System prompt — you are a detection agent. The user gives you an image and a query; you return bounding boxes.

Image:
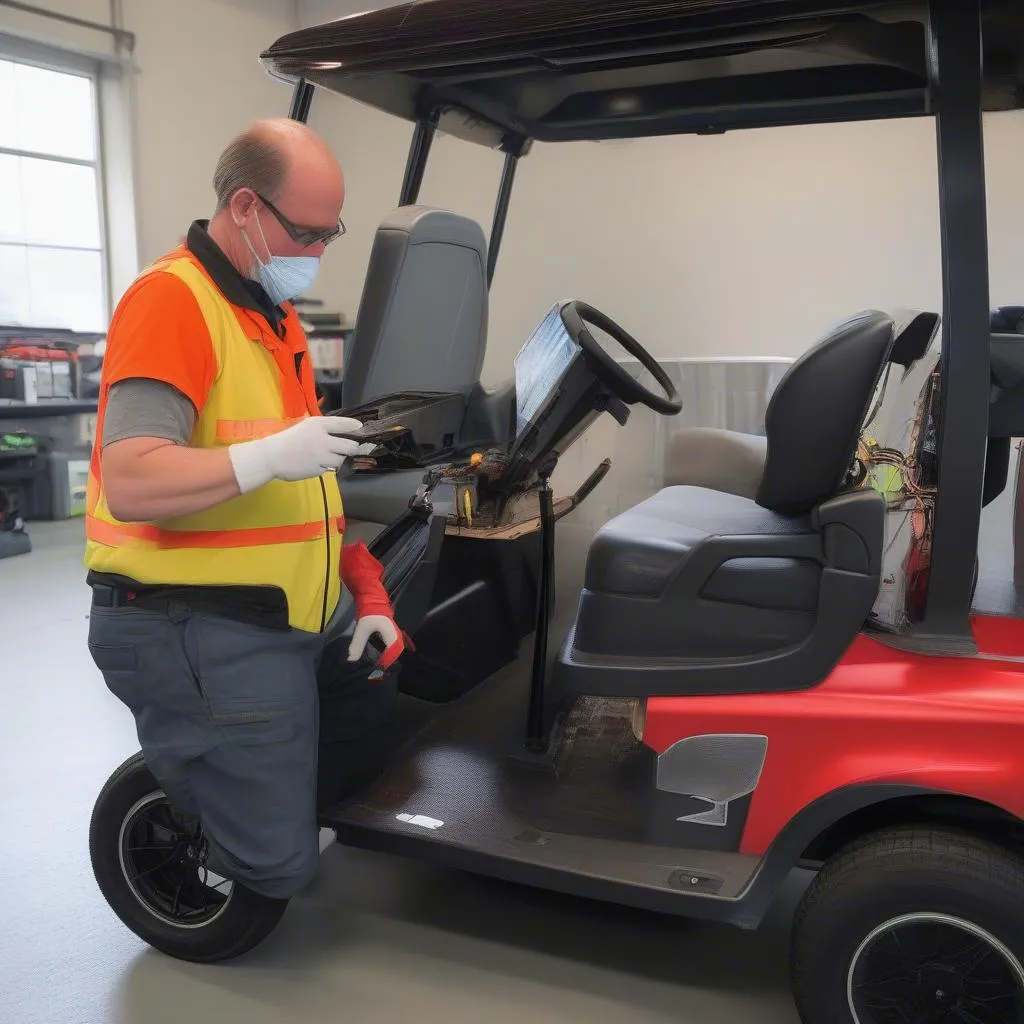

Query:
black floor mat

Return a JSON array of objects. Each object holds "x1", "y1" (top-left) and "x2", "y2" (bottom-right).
[
  {"x1": 321, "y1": 661, "x2": 762, "y2": 909},
  {"x1": 506, "y1": 697, "x2": 655, "y2": 842}
]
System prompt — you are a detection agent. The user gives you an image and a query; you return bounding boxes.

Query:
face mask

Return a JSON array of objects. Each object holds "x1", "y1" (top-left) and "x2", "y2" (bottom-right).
[{"x1": 243, "y1": 210, "x2": 321, "y2": 307}]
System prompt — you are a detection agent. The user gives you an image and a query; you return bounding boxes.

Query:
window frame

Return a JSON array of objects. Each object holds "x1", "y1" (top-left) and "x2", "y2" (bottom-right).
[{"x1": 0, "y1": 30, "x2": 138, "y2": 331}]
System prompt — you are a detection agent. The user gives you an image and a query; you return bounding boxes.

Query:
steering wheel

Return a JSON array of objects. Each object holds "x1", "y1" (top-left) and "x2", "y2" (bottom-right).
[{"x1": 560, "y1": 301, "x2": 682, "y2": 415}]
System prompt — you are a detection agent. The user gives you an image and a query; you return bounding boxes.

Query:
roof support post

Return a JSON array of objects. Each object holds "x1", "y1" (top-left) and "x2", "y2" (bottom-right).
[
  {"x1": 487, "y1": 150, "x2": 518, "y2": 287},
  {"x1": 288, "y1": 78, "x2": 315, "y2": 123},
  {"x1": 917, "y1": 0, "x2": 991, "y2": 647},
  {"x1": 399, "y1": 110, "x2": 439, "y2": 206},
  {"x1": 487, "y1": 137, "x2": 528, "y2": 288}
]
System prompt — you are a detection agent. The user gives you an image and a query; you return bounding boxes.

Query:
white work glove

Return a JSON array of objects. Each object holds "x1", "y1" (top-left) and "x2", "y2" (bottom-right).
[
  {"x1": 228, "y1": 416, "x2": 363, "y2": 494},
  {"x1": 348, "y1": 614, "x2": 401, "y2": 663}
]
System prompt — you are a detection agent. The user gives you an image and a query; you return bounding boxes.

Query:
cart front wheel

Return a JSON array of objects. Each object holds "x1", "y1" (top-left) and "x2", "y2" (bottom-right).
[
  {"x1": 89, "y1": 753, "x2": 287, "y2": 963},
  {"x1": 792, "y1": 826, "x2": 1024, "y2": 1024}
]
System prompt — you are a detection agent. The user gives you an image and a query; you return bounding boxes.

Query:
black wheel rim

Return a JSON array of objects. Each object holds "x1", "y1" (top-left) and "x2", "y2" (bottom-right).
[
  {"x1": 849, "y1": 913, "x2": 1024, "y2": 1024},
  {"x1": 118, "y1": 791, "x2": 233, "y2": 929}
]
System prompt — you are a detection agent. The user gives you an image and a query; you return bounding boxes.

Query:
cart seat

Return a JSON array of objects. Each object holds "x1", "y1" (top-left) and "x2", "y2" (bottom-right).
[
  {"x1": 663, "y1": 427, "x2": 767, "y2": 500},
  {"x1": 586, "y1": 485, "x2": 821, "y2": 631},
  {"x1": 663, "y1": 311, "x2": 941, "y2": 500},
  {"x1": 555, "y1": 311, "x2": 896, "y2": 700},
  {"x1": 337, "y1": 206, "x2": 490, "y2": 531},
  {"x1": 342, "y1": 206, "x2": 488, "y2": 409}
]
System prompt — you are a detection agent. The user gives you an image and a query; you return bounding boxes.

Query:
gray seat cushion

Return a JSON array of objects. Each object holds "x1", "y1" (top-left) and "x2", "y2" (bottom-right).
[
  {"x1": 586, "y1": 486, "x2": 820, "y2": 613},
  {"x1": 664, "y1": 427, "x2": 767, "y2": 499}
]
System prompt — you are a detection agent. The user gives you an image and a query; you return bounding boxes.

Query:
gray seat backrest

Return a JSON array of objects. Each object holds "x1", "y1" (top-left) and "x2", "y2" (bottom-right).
[
  {"x1": 343, "y1": 206, "x2": 488, "y2": 409},
  {"x1": 756, "y1": 310, "x2": 896, "y2": 517}
]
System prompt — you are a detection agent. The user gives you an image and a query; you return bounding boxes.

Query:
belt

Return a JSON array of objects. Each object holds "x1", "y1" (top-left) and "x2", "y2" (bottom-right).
[{"x1": 89, "y1": 582, "x2": 291, "y2": 631}]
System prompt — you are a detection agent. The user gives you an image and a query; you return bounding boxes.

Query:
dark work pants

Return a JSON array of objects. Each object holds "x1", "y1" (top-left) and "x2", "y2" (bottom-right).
[{"x1": 88, "y1": 602, "x2": 397, "y2": 900}]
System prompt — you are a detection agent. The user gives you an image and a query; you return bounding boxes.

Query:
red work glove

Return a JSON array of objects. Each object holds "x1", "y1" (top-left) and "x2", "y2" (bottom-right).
[{"x1": 339, "y1": 542, "x2": 411, "y2": 671}]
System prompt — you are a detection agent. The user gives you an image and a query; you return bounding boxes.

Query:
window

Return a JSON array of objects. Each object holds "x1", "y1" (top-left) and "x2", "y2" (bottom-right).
[{"x1": 0, "y1": 55, "x2": 106, "y2": 332}]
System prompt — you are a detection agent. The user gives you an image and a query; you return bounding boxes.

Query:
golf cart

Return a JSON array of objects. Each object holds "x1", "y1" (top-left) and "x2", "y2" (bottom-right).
[{"x1": 88, "y1": 1, "x2": 1024, "y2": 1021}]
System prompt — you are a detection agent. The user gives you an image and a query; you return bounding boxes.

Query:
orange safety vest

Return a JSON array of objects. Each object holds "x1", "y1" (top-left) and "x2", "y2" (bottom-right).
[{"x1": 85, "y1": 253, "x2": 344, "y2": 633}]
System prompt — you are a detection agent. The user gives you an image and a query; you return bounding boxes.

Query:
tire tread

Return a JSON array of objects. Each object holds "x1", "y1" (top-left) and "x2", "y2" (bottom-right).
[
  {"x1": 89, "y1": 753, "x2": 288, "y2": 964},
  {"x1": 792, "y1": 824, "x2": 1024, "y2": 1023}
]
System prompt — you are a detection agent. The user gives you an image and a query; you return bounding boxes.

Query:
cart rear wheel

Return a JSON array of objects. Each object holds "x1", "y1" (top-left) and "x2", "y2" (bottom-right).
[
  {"x1": 89, "y1": 753, "x2": 288, "y2": 963},
  {"x1": 791, "y1": 826, "x2": 1024, "y2": 1024}
]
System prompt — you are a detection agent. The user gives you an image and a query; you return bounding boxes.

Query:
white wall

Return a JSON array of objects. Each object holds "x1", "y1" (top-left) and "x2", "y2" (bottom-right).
[
  {"x1": 121, "y1": 0, "x2": 298, "y2": 266},
  {"x1": 0, "y1": 0, "x2": 299, "y2": 294},
  {"x1": 298, "y1": 1, "x2": 1024, "y2": 381}
]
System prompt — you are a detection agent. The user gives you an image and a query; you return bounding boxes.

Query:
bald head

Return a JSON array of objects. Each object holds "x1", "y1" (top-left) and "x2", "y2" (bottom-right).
[
  {"x1": 213, "y1": 117, "x2": 342, "y2": 213},
  {"x1": 208, "y1": 117, "x2": 346, "y2": 279}
]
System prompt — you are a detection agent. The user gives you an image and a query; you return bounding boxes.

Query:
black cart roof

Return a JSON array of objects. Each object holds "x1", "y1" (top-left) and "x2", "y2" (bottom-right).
[{"x1": 261, "y1": 0, "x2": 1024, "y2": 147}]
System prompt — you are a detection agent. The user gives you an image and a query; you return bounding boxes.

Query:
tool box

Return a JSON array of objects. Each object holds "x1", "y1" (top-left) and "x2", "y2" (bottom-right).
[{"x1": 1, "y1": 346, "x2": 75, "y2": 402}]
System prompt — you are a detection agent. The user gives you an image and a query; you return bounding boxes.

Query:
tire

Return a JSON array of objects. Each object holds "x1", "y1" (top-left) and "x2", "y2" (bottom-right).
[
  {"x1": 791, "y1": 826, "x2": 1024, "y2": 1024},
  {"x1": 89, "y1": 753, "x2": 288, "y2": 963}
]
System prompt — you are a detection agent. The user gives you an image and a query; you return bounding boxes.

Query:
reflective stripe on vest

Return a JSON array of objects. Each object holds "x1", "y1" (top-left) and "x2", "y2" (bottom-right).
[
  {"x1": 85, "y1": 256, "x2": 345, "y2": 633},
  {"x1": 86, "y1": 515, "x2": 348, "y2": 550},
  {"x1": 215, "y1": 417, "x2": 305, "y2": 443}
]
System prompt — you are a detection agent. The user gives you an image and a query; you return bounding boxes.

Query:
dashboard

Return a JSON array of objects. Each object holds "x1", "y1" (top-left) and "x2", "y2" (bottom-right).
[{"x1": 337, "y1": 299, "x2": 672, "y2": 533}]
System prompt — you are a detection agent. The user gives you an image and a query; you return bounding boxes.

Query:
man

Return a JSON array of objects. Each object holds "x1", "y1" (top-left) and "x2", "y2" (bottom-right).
[{"x1": 85, "y1": 118, "x2": 405, "y2": 901}]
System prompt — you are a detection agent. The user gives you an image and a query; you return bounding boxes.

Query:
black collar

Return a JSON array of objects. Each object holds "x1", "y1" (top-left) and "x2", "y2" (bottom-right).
[{"x1": 186, "y1": 220, "x2": 285, "y2": 333}]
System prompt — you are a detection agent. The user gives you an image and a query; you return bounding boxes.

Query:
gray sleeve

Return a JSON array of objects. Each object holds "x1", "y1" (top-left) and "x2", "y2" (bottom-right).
[{"x1": 102, "y1": 378, "x2": 198, "y2": 447}]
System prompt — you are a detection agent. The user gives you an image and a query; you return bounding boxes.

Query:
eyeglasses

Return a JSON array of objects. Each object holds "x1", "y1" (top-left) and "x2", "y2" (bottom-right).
[{"x1": 255, "y1": 193, "x2": 346, "y2": 248}]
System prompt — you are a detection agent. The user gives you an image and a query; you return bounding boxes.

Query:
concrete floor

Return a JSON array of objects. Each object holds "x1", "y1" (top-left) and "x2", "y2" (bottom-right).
[{"x1": 0, "y1": 519, "x2": 805, "y2": 1024}]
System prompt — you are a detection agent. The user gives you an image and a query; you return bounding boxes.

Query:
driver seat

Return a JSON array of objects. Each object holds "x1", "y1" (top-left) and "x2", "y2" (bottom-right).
[
  {"x1": 342, "y1": 206, "x2": 488, "y2": 408},
  {"x1": 555, "y1": 311, "x2": 895, "y2": 699},
  {"x1": 338, "y1": 206, "x2": 491, "y2": 529}
]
